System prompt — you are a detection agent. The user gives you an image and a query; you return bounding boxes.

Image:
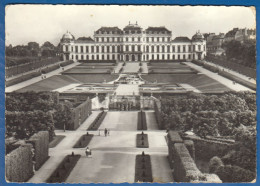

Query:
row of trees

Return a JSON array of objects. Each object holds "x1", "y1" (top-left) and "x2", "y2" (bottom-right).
[
  {"x1": 6, "y1": 41, "x2": 58, "y2": 61},
  {"x1": 5, "y1": 92, "x2": 73, "y2": 141},
  {"x1": 222, "y1": 40, "x2": 256, "y2": 69}
]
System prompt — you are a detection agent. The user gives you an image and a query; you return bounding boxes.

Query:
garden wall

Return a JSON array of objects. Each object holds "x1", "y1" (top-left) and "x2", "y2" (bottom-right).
[
  {"x1": 5, "y1": 144, "x2": 34, "y2": 182},
  {"x1": 70, "y1": 98, "x2": 92, "y2": 130},
  {"x1": 27, "y1": 131, "x2": 49, "y2": 170},
  {"x1": 184, "y1": 135, "x2": 234, "y2": 161}
]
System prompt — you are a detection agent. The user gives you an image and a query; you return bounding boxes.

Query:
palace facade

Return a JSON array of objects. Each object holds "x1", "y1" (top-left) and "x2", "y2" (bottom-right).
[{"x1": 60, "y1": 22, "x2": 206, "y2": 62}]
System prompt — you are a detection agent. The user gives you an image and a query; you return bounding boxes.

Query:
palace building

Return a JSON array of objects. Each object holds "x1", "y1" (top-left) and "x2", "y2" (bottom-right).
[{"x1": 60, "y1": 22, "x2": 206, "y2": 62}]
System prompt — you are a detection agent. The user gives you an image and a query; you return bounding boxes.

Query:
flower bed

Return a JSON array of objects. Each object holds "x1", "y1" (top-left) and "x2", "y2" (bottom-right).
[
  {"x1": 46, "y1": 154, "x2": 81, "y2": 183},
  {"x1": 137, "y1": 111, "x2": 147, "y2": 130},
  {"x1": 41, "y1": 64, "x2": 60, "y2": 74},
  {"x1": 136, "y1": 133, "x2": 149, "y2": 148},
  {"x1": 135, "y1": 154, "x2": 153, "y2": 182},
  {"x1": 73, "y1": 134, "x2": 94, "y2": 148},
  {"x1": 49, "y1": 135, "x2": 65, "y2": 148},
  {"x1": 60, "y1": 60, "x2": 74, "y2": 67},
  {"x1": 87, "y1": 111, "x2": 107, "y2": 131}
]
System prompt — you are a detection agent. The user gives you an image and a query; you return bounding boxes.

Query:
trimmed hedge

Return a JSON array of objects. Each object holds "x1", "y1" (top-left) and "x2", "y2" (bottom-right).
[
  {"x1": 71, "y1": 98, "x2": 92, "y2": 130},
  {"x1": 87, "y1": 111, "x2": 107, "y2": 131},
  {"x1": 184, "y1": 140, "x2": 195, "y2": 160},
  {"x1": 27, "y1": 131, "x2": 49, "y2": 170},
  {"x1": 135, "y1": 154, "x2": 153, "y2": 182},
  {"x1": 168, "y1": 131, "x2": 183, "y2": 144},
  {"x1": 136, "y1": 134, "x2": 149, "y2": 148},
  {"x1": 73, "y1": 134, "x2": 94, "y2": 148},
  {"x1": 49, "y1": 135, "x2": 65, "y2": 148},
  {"x1": 137, "y1": 111, "x2": 147, "y2": 130},
  {"x1": 154, "y1": 101, "x2": 163, "y2": 129},
  {"x1": 5, "y1": 144, "x2": 34, "y2": 182},
  {"x1": 60, "y1": 60, "x2": 74, "y2": 67},
  {"x1": 41, "y1": 64, "x2": 60, "y2": 74},
  {"x1": 5, "y1": 71, "x2": 41, "y2": 87},
  {"x1": 46, "y1": 154, "x2": 81, "y2": 183}
]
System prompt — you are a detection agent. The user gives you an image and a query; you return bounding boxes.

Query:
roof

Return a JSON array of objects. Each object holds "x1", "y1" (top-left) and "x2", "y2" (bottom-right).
[
  {"x1": 172, "y1": 37, "x2": 191, "y2": 43},
  {"x1": 96, "y1": 27, "x2": 123, "y2": 33},
  {"x1": 123, "y1": 24, "x2": 142, "y2": 31},
  {"x1": 75, "y1": 37, "x2": 94, "y2": 43},
  {"x1": 145, "y1": 27, "x2": 171, "y2": 34}
]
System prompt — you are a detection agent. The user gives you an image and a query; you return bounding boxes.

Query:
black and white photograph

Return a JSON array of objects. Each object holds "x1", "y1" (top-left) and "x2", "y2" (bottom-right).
[{"x1": 4, "y1": 5, "x2": 256, "y2": 183}]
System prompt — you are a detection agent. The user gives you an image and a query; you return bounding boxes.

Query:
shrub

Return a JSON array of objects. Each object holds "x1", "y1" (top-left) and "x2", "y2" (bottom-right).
[
  {"x1": 136, "y1": 134, "x2": 149, "y2": 148},
  {"x1": 5, "y1": 144, "x2": 34, "y2": 182},
  {"x1": 209, "y1": 156, "x2": 223, "y2": 173},
  {"x1": 184, "y1": 140, "x2": 195, "y2": 160},
  {"x1": 215, "y1": 165, "x2": 255, "y2": 182},
  {"x1": 87, "y1": 111, "x2": 107, "y2": 131}
]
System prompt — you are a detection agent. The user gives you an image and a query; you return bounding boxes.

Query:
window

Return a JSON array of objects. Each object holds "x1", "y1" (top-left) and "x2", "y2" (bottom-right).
[
  {"x1": 86, "y1": 55, "x2": 89, "y2": 60},
  {"x1": 107, "y1": 55, "x2": 110, "y2": 60},
  {"x1": 152, "y1": 46, "x2": 154, "y2": 52},
  {"x1": 146, "y1": 54, "x2": 149, "y2": 60},
  {"x1": 172, "y1": 46, "x2": 175, "y2": 52},
  {"x1": 138, "y1": 37, "x2": 141, "y2": 42},
  {"x1": 107, "y1": 46, "x2": 110, "y2": 52},
  {"x1": 76, "y1": 55, "x2": 78, "y2": 60},
  {"x1": 172, "y1": 55, "x2": 175, "y2": 60},
  {"x1": 72, "y1": 55, "x2": 74, "y2": 59},
  {"x1": 167, "y1": 46, "x2": 170, "y2": 52},
  {"x1": 178, "y1": 46, "x2": 180, "y2": 53},
  {"x1": 162, "y1": 37, "x2": 164, "y2": 42},
  {"x1": 157, "y1": 54, "x2": 160, "y2": 60},
  {"x1": 96, "y1": 46, "x2": 99, "y2": 53},
  {"x1": 138, "y1": 45, "x2": 141, "y2": 51},
  {"x1": 66, "y1": 46, "x2": 68, "y2": 52},
  {"x1": 117, "y1": 46, "x2": 120, "y2": 52},
  {"x1": 112, "y1": 46, "x2": 115, "y2": 53},
  {"x1": 183, "y1": 55, "x2": 186, "y2": 59},
  {"x1": 167, "y1": 54, "x2": 170, "y2": 59},
  {"x1": 81, "y1": 55, "x2": 84, "y2": 60},
  {"x1": 183, "y1": 45, "x2": 186, "y2": 52},
  {"x1": 188, "y1": 54, "x2": 191, "y2": 59},
  {"x1": 157, "y1": 46, "x2": 160, "y2": 53},
  {"x1": 126, "y1": 38, "x2": 128, "y2": 42},
  {"x1": 152, "y1": 37, "x2": 154, "y2": 42},
  {"x1": 162, "y1": 54, "x2": 164, "y2": 60},
  {"x1": 112, "y1": 37, "x2": 115, "y2": 42},
  {"x1": 86, "y1": 46, "x2": 89, "y2": 53},
  {"x1": 132, "y1": 37, "x2": 135, "y2": 42},
  {"x1": 162, "y1": 46, "x2": 165, "y2": 53},
  {"x1": 146, "y1": 46, "x2": 149, "y2": 52},
  {"x1": 102, "y1": 46, "x2": 104, "y2": 53},
  {"x1": 97, "y1": 55, "x2": 99, "y2": 60},
  {"x1": 152, "y1": 54, "x2": 154, "y2": 60},
  {"x1": 91, "y1": 46, "x2": 94, "y2": 53},
  {"x1": 102, "y1": 55, "x2": 104, "y2": 60},
  {"x1": 102, "y1": 37, "x2": 104, "y2": 42},
  {"x1": 198, "y1": 45, "x2": 201, "y2": 51},
  {"x1": 112, "y1": 54, "x2": 115, "y2": 60},
  {"x1": 193, "y1": 45, "x2": 196, "y2": 51},
  {"x1": 126, "y1": 45, "x2": 129, "y2": 51},
  {"x1": 75, "y1": 46, "x2": 78, "y2": 53},
  {"x1": 132, "y1": 45, "x2": 135, "y2": 52},
  {"x1": 178, "y1": 55, "x2": 180, "y2": 60},
  {"x1": 168, "y1": 37, "x2": 170, "y2": 42},
  {"x1": 189, "y1": 46, "x2": 192, "y2": 52},
  {"x1": 92, "y1": 55, "x2": 94, "y2": 60}
]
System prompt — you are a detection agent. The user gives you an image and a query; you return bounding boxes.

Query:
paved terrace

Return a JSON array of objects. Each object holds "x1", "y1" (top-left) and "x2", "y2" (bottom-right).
[{"x1": 28, "y1": 111, "x2": 173, "y2": 183}]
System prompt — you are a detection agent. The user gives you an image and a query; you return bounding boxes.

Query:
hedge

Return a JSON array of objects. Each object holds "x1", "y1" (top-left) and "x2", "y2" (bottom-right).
[
  {"x1": 60, "y1": 60, "x2": 74, "y2": 67},
  {"x1": 73, "y1": 134, "x2": 94, "y2": 148},
  {"x1": 184, "y1": 140, "x2": 195, "y2": 160},
  {"x1": 46, "y1": 154, "x2": 81, "y2": 183},
  {"x1": 5, "y1": 71, "x2": 41, "y2": 87},
  {"x1": 5, "y1": 144, "x2": 34, "y2": 182},
  {"x1": 137, "y1": 111, "x2": 147, "y2": 130},
  {"x1": 154, "y1": 101, "x2": 163, "y2": 129},
  {"x1": 209, "y1": 156, "x2": 224, "y2": 173},
  {"x1": 41, "y1": 64, "x2": 60, "y2": 74},
  {"x1": 27, "y1": 131, "x2": 49, "y2": 170},
  {"x1": 71, "y1": 98, "x2": 92, "y2": 130},
  {"x1": 87, "y1": 111, "x2": 107, "y2": 131},
  {"x1": 167, "y1": 131, "x2": 183, "y2": 144},
  {"x1": 135, "y1": 154, "x2": 153, "y2": 182},
  {"x1": 136, "y1": 133, "x2": 149, "y2": 148}
]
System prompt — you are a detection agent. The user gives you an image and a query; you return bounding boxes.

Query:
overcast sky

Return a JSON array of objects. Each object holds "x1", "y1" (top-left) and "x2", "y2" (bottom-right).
[{"x1": 5, "y1": 5, "x2": 256, "y2": 46}]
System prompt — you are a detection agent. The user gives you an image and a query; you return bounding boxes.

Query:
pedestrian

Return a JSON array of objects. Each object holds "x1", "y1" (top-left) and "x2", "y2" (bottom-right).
[
  {"x1": 85, "y1": 147, "x2": 91, "y2": 158},
  {"x1": 104, "y1": 128, "x2": 108, "y2": 137}
]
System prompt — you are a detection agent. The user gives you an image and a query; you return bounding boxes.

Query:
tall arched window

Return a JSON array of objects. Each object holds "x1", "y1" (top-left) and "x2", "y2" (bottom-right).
[
  {"x1": 146, "y1": 46, "x2": 149, "y2": 52},
  {"x1": 157, "y1": 46, "x2": 160, "y2": 53},
  {"x1": 162, "y1": 46, "x2": 165, "y2": 53}
]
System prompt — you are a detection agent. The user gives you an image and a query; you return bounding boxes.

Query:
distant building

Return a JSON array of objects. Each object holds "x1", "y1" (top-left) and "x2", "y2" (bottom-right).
[
  {"x1": 206, "y1": 33, "x2": 225, "y2": 56},
  {"x1": 224, "y1": 28, "x2": 256, "y2": 43},
  {"x1": 60, "y1": 22, "x2": 206, "y2": 62}
]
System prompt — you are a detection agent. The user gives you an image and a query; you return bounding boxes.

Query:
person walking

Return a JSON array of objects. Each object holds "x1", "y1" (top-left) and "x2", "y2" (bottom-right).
[
  {"x1": 104, "y1": 128, "x2": 108, "y2": 137},
  {"x1": 85, "y1": 147, "x2": 92, "y2": 158}
]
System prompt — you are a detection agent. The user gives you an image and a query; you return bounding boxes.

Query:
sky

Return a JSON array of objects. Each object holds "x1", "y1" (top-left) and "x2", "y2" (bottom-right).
[{"x1": 5, "y1": 5, "x2": 256, "y2": 46}]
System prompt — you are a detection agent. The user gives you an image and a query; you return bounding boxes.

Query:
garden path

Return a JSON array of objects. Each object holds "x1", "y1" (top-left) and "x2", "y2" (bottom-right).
[{"x1": 185, "y1": 62, "x2": 253, "y2": 92}]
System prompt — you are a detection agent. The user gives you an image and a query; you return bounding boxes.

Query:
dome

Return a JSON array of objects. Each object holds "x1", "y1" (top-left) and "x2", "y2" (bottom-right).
[
  {"x1": 62, "y1": 31, "x2": 75, "y2": 40},
  {"x1": 192, "y1": 31, "x2": 204, "y2": 41}
]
